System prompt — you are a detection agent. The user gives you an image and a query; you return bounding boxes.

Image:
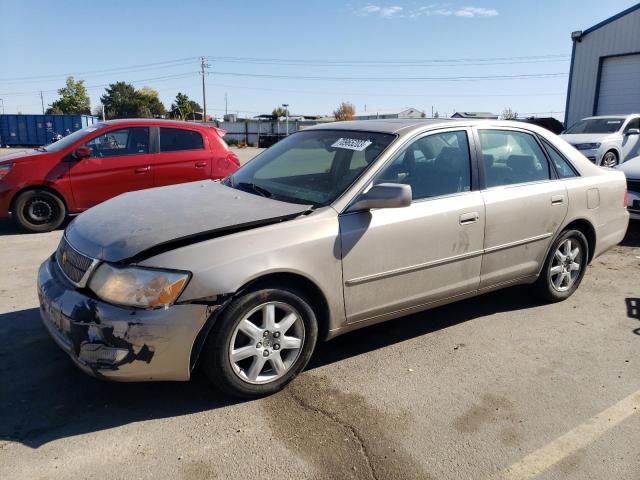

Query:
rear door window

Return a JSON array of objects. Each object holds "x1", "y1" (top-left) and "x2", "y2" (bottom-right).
[
  {"x1": 478, "y1": 130, "x2": 551, "y2": 187},
  {"x1": 159, "y1": 128, "x2": 204, "y2": 152}
]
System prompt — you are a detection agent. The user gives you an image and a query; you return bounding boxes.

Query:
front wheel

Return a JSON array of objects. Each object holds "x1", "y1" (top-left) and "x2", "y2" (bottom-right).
[
  {"x1": 601, "y1": 150, "x2": 619, "y2": 168},
  {"x1": 13, "y1": 189, "x2": 66, "y2": 233},
  {"x1": 535, "y1": 229, "x2": 588, "y2": 302},
  {"x1": 201, "y1": 287, "x2": 318, "y2": 398}
]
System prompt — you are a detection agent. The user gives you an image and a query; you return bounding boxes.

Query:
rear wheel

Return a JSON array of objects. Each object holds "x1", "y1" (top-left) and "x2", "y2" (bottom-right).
[
  {"x1": 601, "y1": 150, "x2": 619, "y2": 168},
  {"x1": 535, "y1": 229, "x2": 588, "y2": 302},
  {"x1": 201, "y1": 287, "x2": 318, "y2": 398},
  {"x1": 13, "y1": 189, "x2": 66, "y2": 233}
]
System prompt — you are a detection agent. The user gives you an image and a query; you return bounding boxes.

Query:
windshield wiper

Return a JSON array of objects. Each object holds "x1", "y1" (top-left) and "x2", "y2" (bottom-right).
[{"x1": 236, "y1": 182, "x2": 273, "y2": 198}]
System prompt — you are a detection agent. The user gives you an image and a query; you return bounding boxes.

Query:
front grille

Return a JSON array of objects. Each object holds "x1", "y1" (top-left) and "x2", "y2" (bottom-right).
[
  {"x1": 627, "y1": 179, "x2": 640, "y2": 193},
  {"x1": 56, "y1": 237, "x2": 94, "y2": 284}
]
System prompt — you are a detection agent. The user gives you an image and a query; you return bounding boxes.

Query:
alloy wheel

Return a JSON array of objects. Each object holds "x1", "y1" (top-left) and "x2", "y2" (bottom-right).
[
  {"x1": 549, "y1": 238, "x2": 583, "y2": 292},
  {"x1": 228, "y1": 301, "x2": 305, "y2": 384},
  {"x1": 601, "y1": 152, "x2": 618, "y2": 168}
]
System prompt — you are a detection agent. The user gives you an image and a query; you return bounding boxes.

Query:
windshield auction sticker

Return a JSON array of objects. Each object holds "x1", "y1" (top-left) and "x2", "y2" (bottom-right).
[{"x1": 331, "y1": 138, "x2": 372, "y2": 151}]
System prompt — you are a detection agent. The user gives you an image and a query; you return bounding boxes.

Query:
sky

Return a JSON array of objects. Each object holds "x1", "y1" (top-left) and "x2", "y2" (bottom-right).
[{"x1": 0, "y1": 0, "x2": 638, "y2": 120}]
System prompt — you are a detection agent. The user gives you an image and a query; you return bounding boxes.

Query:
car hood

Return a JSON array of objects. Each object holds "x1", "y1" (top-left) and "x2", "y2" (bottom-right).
[
  {"x1": 65, "y1": 181, "x2": 312, "y2": 263},
  {"x1": 616, "y1": 155, "x2": 640, "y2": 180},
  {"x1": 560, "y1": 133, "x2": 615, "y2": 145},
  {"x1": 0, "y1": 149, "x2": 51, "y2": 164}
]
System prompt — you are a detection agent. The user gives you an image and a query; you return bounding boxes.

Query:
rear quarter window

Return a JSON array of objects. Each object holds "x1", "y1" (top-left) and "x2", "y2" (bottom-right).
[
  {"x1": 541, "y1": 138, "x2": 579, "y2": 179},
  {"x1": 160, "y1": 128, "x2": 204, "y2": 152}
]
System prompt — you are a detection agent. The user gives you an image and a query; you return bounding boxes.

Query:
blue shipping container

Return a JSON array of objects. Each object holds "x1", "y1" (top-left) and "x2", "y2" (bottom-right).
[{"x1": 0, "y1": 114, "x2": 100, "y2": 147}]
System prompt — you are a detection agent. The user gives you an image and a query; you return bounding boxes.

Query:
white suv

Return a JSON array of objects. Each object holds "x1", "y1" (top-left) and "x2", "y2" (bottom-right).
[{"x1": 561, "y1": 114, "x2": 640, "y2": 167}]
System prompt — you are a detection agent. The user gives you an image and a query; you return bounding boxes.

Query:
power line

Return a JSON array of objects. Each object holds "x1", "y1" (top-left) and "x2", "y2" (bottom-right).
[
  {"x1": 0, "y1": 72, "x2": 198, "y2": 96},
  {"x1": 208, "y1": 82, "x2": 565, "y2": 98},
  {"x1": 0, "y1": 57, "x2": 198, "y2": 83},
  {"x1": 206, "y1": 58, "x2": 569, "y2": 68},
  {"x1": 209, "y1": 71, "x2": 568, "y2": 82},
  {"x1": 0, "y1": 53, "x2": 570, "y2": 83},
  {"x1": 207, "y1": 54, "x2": 570, "y2": 66}
]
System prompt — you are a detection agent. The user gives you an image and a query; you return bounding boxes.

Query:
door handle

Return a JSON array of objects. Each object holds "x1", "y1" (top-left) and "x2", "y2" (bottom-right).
[
  {"x1": 134, "y1": 166, "x2": 150, "y2": 174},
  {"x1": 551, "y1": 195, "x2": 565, "y2": 205},
  {"x1": 459, "y1": 212, "x2": 480, "y2": 225},
  {"x1": 194, "y1": 161, "x2": 207, "y2": 168}
]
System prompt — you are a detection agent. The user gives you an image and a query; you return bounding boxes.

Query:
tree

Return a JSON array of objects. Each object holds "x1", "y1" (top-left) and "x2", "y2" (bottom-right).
[
  {"x1": 100, "y1": 82, "x2": 141, "y2": 119},
  {"x1": 272, "y1": 106, "x2": 288, "y2": 118},
  {"x1": 99, "y1": 82, "x2": 167, "y2": 119},
  {"x1": 170, "y1": 92, "x2": 197, "y2": 120},
  {"x1": 501, "y1": 107, "x2": 518, "y2": 120},
  {"x1": 333, "y1": 102, "x2": 355, "y2": 121},
  {"x1": 46, "y1": 76, "x2": 90, "y2": 115},
  {"x1": 433, "y1": 111, "x2": 440, "y2": 118},
  {"x1": 138, "y1": 86, "x2": 166, "y2": 118}
]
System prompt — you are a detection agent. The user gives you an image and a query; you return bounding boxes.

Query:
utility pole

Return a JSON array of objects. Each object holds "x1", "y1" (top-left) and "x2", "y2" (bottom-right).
[
  {"x1": 282, "y1": 103, "x2": 289, "y2": 135},
  {"x1": 200, "y1": 56, "x2": 210, "y2": 123},
  {"x1": 0, "y1": 98, "x2": 4, "y2": 114},
  {"x1": 225, "y1": 93, "x2": 228, "y2": 117},
  {"x1": 100, "y1": 103, "x2": 106, "y2": 121},
  {"x1": 40, "y1": 91, "x2": 45, "y2": 114}
]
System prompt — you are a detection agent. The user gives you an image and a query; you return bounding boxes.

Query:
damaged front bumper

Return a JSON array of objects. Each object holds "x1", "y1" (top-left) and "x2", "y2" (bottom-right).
[{"x1": 37, "y1": 255, "x2": 212, "y2": 381}]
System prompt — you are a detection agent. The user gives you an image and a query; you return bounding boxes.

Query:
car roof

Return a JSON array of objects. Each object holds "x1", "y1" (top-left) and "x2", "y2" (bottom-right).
[
  {"x1": 581, "y1": 114, "x2": 640, "y2": 120},
  {"x1": 305, "y1": 118, "x2": 546, "y2": 136},
  {"x1": 100, "y1": 118, "x2": 215, "y2": 130}
]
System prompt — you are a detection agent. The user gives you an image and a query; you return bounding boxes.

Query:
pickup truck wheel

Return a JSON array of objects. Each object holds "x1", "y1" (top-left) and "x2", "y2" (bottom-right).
[
  {"x1": 13, "y1": 189, "x2": 66, "y2": 233},
  {"x1": 201, "y1": 287, "x2": 318, "y2": 398},
  {"x1": 535, "y1": 229, "x2": 588, "y2": 302}
]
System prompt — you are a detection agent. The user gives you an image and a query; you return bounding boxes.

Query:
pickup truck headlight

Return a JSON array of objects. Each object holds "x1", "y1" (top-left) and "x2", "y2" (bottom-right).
[
  {"x1": 574, "y1": 142, "x2": 601, "y2": 150},
  {"x1": 88, "y1": 263, "x2": 190, "y2": 309}
]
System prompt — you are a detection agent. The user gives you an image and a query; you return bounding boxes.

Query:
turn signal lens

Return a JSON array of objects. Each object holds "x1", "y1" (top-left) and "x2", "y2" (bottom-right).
[{"x1": 88, "y1": 263, "x2": 190, "y2": 309}]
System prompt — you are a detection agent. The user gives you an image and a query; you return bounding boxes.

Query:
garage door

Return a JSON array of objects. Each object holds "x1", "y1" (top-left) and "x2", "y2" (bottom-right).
[{"x1": 596, "y1": 54, "x2": 640, "y2": 115}]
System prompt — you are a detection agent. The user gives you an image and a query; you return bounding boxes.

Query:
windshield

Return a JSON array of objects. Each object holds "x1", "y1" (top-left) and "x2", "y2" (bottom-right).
[
  {"x1": 565, "y1": 118, "x2": 624, "y2": 134},
  {"x1": 224, "y1": 130, "x2": 396, "y2": 206},
  {"x1": 42, "y1": 124, "x2": 105, "y2": 152}
]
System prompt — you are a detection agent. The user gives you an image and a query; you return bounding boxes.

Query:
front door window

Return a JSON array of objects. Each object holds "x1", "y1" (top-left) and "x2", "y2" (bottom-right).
[
  {"x1": 85, "y1": 127, "x2": 150, "y2": 158},
  {"x1": 374, "y1": 130, "x2": 472, "y2": 199}
]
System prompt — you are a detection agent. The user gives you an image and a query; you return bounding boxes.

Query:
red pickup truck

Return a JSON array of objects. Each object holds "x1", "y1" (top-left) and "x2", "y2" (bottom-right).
[{"x1": 0, "y1": 119, "x2": 240, "y2": 232}]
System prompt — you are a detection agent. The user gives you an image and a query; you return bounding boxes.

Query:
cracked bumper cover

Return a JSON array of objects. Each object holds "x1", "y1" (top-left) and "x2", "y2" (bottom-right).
[{"x1": 37, "y1": 255, "x2": 212, "y2": 381}]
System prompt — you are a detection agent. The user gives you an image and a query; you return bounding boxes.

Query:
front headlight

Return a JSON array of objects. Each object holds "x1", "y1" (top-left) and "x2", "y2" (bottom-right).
[
  {"x1": 574, "y1": 142, "x2": 601, "y2": 150},
  {"x1": 88, "y1": 263, "x2": 190, "y2": 309}
]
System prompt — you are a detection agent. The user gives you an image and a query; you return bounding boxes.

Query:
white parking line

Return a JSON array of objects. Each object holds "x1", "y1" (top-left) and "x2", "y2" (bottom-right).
[{"x1": 498, "y1": 390, "x2": 640, "y2": 480}]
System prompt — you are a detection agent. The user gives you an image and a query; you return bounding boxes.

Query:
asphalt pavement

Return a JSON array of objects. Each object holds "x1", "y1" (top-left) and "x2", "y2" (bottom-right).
[{"x1": 0, "y1": 145, "x2": 639, "y2": 479}]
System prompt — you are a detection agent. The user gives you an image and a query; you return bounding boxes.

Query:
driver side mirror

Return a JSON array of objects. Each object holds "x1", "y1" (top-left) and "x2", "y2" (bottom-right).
[
  {"x1": 73, "y1": 146, "x2": 91, "y2": 159},
  {"x1": 347, "y1": 183, "x2": 412, "y2": 213},
  {"x1": 625, "y1": 128, "x2": 640, "y2": 136}
]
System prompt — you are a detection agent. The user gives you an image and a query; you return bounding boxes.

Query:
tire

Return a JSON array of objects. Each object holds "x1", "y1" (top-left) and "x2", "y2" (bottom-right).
[
  {"x1": 13, "y1": 189, "x2": 66, "y2": 233},
  {"x1": 601, "y1": 150, "x2": 619, "y2": 168},
  {"x1": 201, "y1": 287, "x2": 318, "y2": 398},
  {"x1": 535, "y1": 229, "x2": 589, "y2": 302}
]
